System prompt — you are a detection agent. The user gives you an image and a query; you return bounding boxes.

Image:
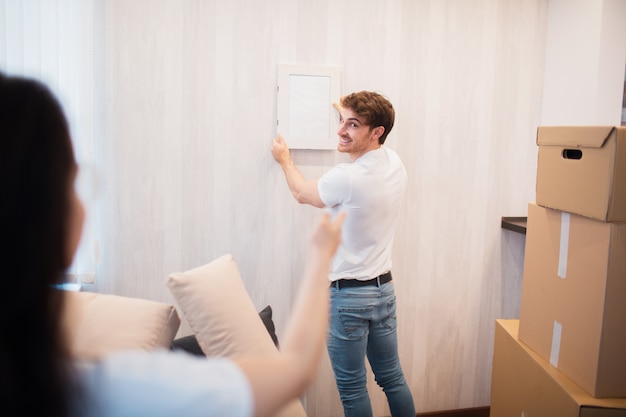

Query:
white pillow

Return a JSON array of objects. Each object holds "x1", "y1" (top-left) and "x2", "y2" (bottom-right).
[
  {"x1": 62, "y1": 291, "x2": 181, "y2": 360},
  {"x1": 166, "y1": 254, "x2": 307, "y2": 417}
]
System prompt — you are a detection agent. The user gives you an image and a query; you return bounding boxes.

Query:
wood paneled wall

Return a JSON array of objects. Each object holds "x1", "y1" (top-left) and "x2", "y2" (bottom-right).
[{"x1": 1, "y1": 0, "x2": 548, "y2": 415}]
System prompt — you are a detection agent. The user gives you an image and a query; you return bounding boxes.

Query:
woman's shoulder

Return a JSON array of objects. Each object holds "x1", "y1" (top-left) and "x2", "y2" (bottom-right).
[{"x1": 75, "y1": 349, "x2": 253, "y2": 417}]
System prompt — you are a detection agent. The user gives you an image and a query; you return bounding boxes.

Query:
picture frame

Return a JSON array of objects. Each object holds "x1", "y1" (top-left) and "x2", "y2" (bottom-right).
[{"x1": 276, "y1": 64, "x2": 341, "y2": 150}]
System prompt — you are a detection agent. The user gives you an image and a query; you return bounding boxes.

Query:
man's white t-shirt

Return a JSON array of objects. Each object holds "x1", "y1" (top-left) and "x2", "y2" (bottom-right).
[
  {"x1": 318, "y1": 147, "x2": 407, "y2": 282},
  {"x1": 75, "y1": 349, "x2": 253, "y2": 417}
]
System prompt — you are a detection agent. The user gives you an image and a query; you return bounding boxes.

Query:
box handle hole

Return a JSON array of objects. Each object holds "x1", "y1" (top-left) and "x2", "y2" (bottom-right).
[{"x1": 562, "y1": 149, "x2": 582, "y2": 160}]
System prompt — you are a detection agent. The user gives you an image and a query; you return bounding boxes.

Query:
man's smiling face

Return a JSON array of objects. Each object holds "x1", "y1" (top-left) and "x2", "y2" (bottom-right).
[{"x1": 336, "y1": 107, "x2": 383, "y2": 160}]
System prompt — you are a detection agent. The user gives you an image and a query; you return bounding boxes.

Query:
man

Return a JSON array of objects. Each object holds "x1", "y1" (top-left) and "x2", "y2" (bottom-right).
[{"x1": 271, "y1": 91, "x2": 415, "y2": 417}]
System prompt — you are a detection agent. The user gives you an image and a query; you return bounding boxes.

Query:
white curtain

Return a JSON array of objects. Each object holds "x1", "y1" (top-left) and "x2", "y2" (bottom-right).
[{"x1": 0, "y1": 0, "x2": 103, "y2": 286}]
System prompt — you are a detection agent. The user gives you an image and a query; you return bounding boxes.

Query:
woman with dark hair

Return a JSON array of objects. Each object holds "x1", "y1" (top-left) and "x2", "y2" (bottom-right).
[
  {"x1": 0, "y1": 73, "x2": 84, "y2": 417},
  {"x1": 0, "y1": 73, "x2": 345, "y2": 417}
]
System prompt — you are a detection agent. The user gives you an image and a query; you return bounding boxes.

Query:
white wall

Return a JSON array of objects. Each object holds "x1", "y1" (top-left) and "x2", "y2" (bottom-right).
[
  {"x1": 541, "y1": 0, "x2": 626, "y2": 125},
  {"x1": 2, "y1": 0, "x2": 552, "y2": 414}
]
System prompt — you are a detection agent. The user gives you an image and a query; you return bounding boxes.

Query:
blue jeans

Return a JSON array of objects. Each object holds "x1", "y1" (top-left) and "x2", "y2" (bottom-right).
[{"x1": 328, "y1": 281, "x2": 415, "y2": 417}]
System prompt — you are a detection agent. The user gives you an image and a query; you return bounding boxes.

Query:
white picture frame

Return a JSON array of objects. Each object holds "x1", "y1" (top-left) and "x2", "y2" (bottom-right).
[{"x1": 277, "y1": 64, "x2": 341, "y2": 150}]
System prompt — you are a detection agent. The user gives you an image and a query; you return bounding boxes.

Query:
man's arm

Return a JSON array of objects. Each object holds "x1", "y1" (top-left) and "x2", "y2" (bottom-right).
[{"x1": 271, "y1": 134, "x2": 326, "y2": 208}]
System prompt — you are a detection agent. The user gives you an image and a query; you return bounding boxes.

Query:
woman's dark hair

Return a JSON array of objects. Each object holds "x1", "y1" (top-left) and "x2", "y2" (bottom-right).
[{"x1": 0, "y1": 73, "x2": 79, "y2": 416}]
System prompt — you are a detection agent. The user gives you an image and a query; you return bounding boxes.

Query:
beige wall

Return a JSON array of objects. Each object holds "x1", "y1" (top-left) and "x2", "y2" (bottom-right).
[
  {"x1": 2, "y1": 0, "x2": 553, "y2": 414},
  {"x1": 541, "y1": 0, "x2": 626, "y2": 125}
]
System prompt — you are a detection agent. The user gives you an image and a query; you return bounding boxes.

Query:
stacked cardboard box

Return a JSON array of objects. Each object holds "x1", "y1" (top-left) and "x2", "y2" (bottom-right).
[
  {"x1": 491, "y1": 126, "x2": 626, "y2": 416},
  {"x1": 491, "y1": 320, "x2": 626, "y2": 416}
]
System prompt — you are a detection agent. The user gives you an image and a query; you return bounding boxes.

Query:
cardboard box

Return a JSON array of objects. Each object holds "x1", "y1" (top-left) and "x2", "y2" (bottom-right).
[
  {"x1": 491, "y1": 320, "x2": 626, "y2": 417},
  {"x1": 536, "y1": 126, "x2": 626, "y2": 222},
  {"x1": 518, "y1": 203, "x2": 626, "y2": 397}
]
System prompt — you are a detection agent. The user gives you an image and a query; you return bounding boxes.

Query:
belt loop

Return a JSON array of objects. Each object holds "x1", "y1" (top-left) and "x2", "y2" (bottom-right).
[{"x1": 376, "y1": 276, "x2": 381, "y2": 287}]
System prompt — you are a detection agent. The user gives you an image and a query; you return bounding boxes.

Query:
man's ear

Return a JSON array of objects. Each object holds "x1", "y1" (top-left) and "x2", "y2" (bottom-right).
[{"x1": 372, "y1": 126, "x2": 385, "y2": 141}]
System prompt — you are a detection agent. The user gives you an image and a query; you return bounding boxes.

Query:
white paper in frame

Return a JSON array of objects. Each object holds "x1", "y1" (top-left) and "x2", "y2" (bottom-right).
[{"x1": 277, "y1": 64, "x2": 341, "y2": 150}]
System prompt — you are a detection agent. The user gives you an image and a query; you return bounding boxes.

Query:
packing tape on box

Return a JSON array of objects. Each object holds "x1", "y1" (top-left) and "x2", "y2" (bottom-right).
[
  {"x1": 558, "y1": 212, "x2": 570, "y2": 279},
  {"x1": 550, "y1": 320, "x2": 562, "y2": 367},
  {"x1": 552, "y1": 213, "x2": 568, "y2": 367}
]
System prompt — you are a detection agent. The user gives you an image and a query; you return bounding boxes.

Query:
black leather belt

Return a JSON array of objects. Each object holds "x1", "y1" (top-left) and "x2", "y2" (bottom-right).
[{"x1": 331, "y1": 271, "x2": 392, "y2": 289}]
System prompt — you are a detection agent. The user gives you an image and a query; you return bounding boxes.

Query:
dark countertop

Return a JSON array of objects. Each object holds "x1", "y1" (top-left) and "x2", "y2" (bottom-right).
[{"x1": 501, "y1": 217, "x2": 527, "y2": 235}]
